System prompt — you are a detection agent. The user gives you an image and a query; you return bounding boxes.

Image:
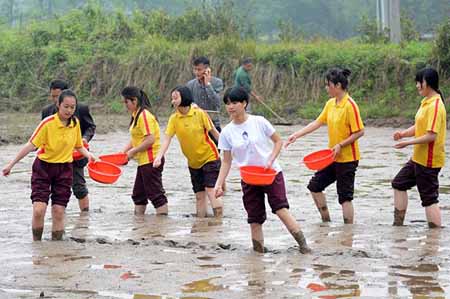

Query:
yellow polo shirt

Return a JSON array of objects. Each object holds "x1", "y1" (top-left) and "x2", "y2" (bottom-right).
[
  {"x1": 317, "y1": 93, "x2": 364, "y2": 162},
  {"x1": 130, "y1": 109, "x2": 161, "y2": 166},
  {"x1": 412, "y1": 95, "x2": 446, "y2": 168},
  {"x1": 166, "y1": 106, "x2": 219, "y2": 169},
  {"x1": 30, "y1": 113, "x2": 83, "y2": 163}
]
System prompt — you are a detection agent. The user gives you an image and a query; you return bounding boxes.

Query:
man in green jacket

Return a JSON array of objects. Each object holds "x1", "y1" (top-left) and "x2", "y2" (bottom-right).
[{"x1": 233, "y1": 58, "x2": 262, "y2": 111}]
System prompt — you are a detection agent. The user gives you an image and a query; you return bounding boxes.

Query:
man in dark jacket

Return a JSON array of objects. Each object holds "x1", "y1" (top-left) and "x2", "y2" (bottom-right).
[{"x1": 42, "y1": 79, "x2": 96, "y2": 212}]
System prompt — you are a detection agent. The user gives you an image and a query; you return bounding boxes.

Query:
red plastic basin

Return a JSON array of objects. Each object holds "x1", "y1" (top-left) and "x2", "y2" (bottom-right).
[
  {"x1": 73, "y1": 141, "x2": 89, "y2": 161},
  {"x1": 87, "y1": 161, "x2": 122, "y2": 184},
  {"x1": 303, "y1": 149, "x2": 334, "y2": 170},
  {"x1": 99, "y1": 153, "x2": 128, "y2": 166},
  {"x1": 240, "y1": 165, "x2": 276, "y2": 186}
]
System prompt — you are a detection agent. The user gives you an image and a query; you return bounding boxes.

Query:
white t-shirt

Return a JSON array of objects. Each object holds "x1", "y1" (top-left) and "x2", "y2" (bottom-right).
[{"x1": 218, "y1": 115, "x2": 282, "y2": 172}]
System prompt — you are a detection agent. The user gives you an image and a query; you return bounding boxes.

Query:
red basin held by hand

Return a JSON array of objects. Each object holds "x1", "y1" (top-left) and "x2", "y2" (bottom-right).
[
  {"x1": 87, "y1": 161, "x2": 122, "y2": 184},
  {"x1": 240, "y1": 165, "x2": 276, "y2": 186},
  {"x1": 303, "y1": 149, "x2": 334, "y2": 170}
]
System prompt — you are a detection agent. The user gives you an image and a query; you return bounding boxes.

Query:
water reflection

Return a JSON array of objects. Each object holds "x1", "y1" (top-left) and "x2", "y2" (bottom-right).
[{"x1": 388, "y1": 229, "x2": 445, "y2": 298}]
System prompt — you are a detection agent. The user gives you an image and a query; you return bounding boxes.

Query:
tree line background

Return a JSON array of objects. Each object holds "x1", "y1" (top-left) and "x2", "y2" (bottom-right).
[{"x1": 0, "y1": 0, "x2": 448, "y2": 120}]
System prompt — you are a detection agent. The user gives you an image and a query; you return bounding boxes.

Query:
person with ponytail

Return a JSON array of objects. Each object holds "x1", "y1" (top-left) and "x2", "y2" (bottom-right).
[
  {"x1": 285, "y1": 68, "x2": 365, "y2": 224},
  {"x1": 2, "y1": 90, "x2": 95, "y2": 241},
  {"x1": 121, "y1": 86, "x2": 168, "y2": 216},
  {"x1": 154, "y1": 86, "x2": 223, "y2": 218},
  {"x1": 42, "y1": 79, "x2": 96, "y2": 212},
  {"x1": 391, "y1": 67, "x2": 446, "y2": 228}
]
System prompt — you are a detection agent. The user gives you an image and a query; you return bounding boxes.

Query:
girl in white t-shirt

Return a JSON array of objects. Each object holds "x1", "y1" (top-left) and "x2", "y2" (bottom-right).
[{"x1": 214, "y1": 87, "x2": 311, "y2": 254}]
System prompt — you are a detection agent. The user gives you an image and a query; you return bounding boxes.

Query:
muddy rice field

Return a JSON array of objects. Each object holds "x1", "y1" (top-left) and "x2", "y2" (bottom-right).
[{"x1": 1, "y1": 113, "x2": 450, "y2": 299}]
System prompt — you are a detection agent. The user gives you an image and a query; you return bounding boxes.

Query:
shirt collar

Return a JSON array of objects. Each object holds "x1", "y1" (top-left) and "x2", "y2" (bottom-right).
[
  {"x1": 175, "y1": 106, "x2": 195, "y2": 118},
  {"x1": 54, "y1": 112, "x2": 75, "y2": 128},
  {"x1": 421, "y1": 95, "x2": 441, "y2": 106},
  {"x1": 334, "y1": 93, "x2": 350, "y2": 107}
]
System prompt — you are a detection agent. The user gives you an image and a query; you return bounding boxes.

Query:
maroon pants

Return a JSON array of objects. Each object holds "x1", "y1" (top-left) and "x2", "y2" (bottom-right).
[
  {"x1": 392, "y1": 160, "x2": 441, "y2": 207},
  {"x1": 132, "y1": 158, "x2": 168, "y2": 208},
  {"x1": 31, "y1": 158, "x2": 73, "y2": 207},
  {"x1": 241, "y1": 172, "x2": 290, "y2": 224}
]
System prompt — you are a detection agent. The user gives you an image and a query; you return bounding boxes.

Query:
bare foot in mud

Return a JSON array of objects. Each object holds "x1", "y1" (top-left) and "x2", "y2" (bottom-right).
[
  {"x1": 32, "y1": 227, "x2": 44, "y2": 241},
  {"x1": 393, "y1": 208, "x2": 406, "y2": 226},
  {"x1": 428, "y1": 222, "x2": 441, "y2": 229},
  {"x1": 213, "y1": 207, "x2": 223, "y2": 218},
  {"x1": 291, "y1": 231, "x2": 312, "y2": 254},
  {"x1": 252, "y1": 239, "x2": 267, "y2": 253},
  {"x1": 51, "y1": 230, "x2": 65, "y2": 241}
]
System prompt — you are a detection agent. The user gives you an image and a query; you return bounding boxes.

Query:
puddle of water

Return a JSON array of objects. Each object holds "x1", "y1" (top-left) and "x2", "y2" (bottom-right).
[
  {"x1": 199, "y1": 264, "x2": 222, "y2": 269},
  {"x1": 182, "y1": 277, "x2": 225, "y2": 293},
  {"x1": 0, "y1": 288, "x2": 33, "y2": 294},
  {"x1": 197, "y1": 256, "x2": 215, "y2": 261}
]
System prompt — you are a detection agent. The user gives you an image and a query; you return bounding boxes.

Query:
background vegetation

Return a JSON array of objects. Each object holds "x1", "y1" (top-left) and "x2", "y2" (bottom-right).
[{"x1": 0, "y1": 1, "x2": 448, "y2": 121}]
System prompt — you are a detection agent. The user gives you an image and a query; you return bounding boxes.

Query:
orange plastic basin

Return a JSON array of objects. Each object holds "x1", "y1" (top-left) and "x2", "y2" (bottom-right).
[
  {"x1": 303, "y1": 149, "x2": 334, "y2": 170},
  {"x1": 87, "y1": 161, "x2": 122, "y2": 184},
  {"x1": 99, "y1": 153, "x2": 128, "y2": 166},
  {"x1": 240, "y1": 166, "x2": 276, "y2": 186},
  {"x1": 73, "y1": 141, "x2": 89, "y2": 161}
]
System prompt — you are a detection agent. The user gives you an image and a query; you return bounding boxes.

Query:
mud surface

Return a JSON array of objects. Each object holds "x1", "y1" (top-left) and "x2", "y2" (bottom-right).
[{"x1": 1, "y1": 115, "x2": 450, "y2": 298}]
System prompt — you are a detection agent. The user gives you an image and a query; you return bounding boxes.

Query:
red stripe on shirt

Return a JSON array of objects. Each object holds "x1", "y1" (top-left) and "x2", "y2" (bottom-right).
[
  {"x1": 427, "y1": 141, "x2": 435, "y2": 167},
  {"x1": 30, "y1": 116, "x2": 55, "y2": 142},
  {"x1": 142, "y1": 110, "x2": 152, "y2": 135},
  {"x1": 351, "y1": 143, "x2": 357, "y2": 161},
  {"x1": 430, "y1": 99, "x2": 439, "y2": 132},
  {"x1": 347, "y1": 125, "x2": 357, "y2": 161},
  {"x1": 348, "y1": 98, "x2": 361, "y2": 131},
  {"x1": 141, "y1": 110, "x2": 154, "y2": 162},
  {"x1": 204, "y1": 128, "x2": 219, "y2": 160},
  {"x1": 147, "y1": 148, "x2": 154, "y2": 163}
]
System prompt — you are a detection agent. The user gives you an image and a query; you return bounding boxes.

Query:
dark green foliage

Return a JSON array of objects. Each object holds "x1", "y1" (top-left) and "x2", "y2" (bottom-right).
[
  {"x1": 0, "y1": 2, "x2": 447, "y2": 120},
  {"x1": 432, "y1": 18, "x2": 450, "y2": 76}
]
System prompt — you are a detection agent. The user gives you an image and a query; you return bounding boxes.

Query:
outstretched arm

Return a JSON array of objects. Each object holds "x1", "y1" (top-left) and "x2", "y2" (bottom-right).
[
  {"x1": 153, "y1": 134, "x2": 173, "y2": 168},
  {"x1": 267, "y1": 132, "x2": 282, "y2": 169},
  {"x1": 214, "y1": 150, "x2": 232, "y2": 198},
  {"x1": 284, "y1": 120, "x2": 323, "y2": 148},
  {"x1": 395, "y1": 131, "x2": 436, "y2": 149},
  {"x1": 393, "y1": 125, "x2": 415, "y2": 141},
  {"x1": 2, "y1": 142, "x2": 36, "y2": 176}
]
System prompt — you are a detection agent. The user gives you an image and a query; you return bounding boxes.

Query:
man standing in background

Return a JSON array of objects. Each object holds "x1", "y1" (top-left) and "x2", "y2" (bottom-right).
[
  {"x1": 42, "y1": 79, "x2": 96, "y2": 212},
  {"x1": 186, "y1": 56, "x2": 224, "y2": 144},
  {"x1": 233, "y1": 58, "x2": 262, "y2": 112}
]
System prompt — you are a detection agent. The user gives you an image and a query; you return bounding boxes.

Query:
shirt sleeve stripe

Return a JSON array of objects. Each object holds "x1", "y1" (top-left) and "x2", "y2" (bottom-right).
[
  {"x1": 204, "y1": 128, "x2": 219, "y2": 160},
  {"x1": 348, "y1": 98, "x2": 361, "y2": 131},
  {"x1": 430, "y1": 99, "x2": 440, "y2": 132},
  {"x1": 30, "y1": 116, "x2": 54, "y2": 142},
  {"x1": 142, "y1": 110, "x2": 152, "y2": 135}
]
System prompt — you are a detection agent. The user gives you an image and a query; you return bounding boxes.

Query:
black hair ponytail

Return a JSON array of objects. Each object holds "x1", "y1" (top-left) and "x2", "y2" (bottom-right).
[
  {"x1": 121, "y1": 86, "x2": 154, "y2": 128},
  {"x1": 326, "y1": 68, "x2": 351, "y2": 90}
]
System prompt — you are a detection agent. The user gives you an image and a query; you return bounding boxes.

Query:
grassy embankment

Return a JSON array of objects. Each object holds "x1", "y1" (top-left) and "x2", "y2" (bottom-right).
[{"x1": 0, "y1": 5, "x2": 448, "y2": 129}]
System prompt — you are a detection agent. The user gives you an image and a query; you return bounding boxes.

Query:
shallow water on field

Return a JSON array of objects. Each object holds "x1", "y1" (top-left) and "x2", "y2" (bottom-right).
[{"x1": 1, "y1": 122, "x2": 450, "y2": 299}]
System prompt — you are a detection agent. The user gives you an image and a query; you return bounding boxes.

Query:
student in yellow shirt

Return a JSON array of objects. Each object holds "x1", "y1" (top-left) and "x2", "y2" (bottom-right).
[
  {"x1": 121, "y1": 86, "x2": 168, "y2": 216},
  {"x1": 392, "y1": 68, "x2": 446, "y2": 228},
  {"x1": 2, "y1": 90, "x2": 95, "y2": 241},
  {"x1": 285, "y1": 68, "x2": 364, "y2": 224},
  {"x1": 154, "y1": 86, "x2": 223, "y2": 217}
]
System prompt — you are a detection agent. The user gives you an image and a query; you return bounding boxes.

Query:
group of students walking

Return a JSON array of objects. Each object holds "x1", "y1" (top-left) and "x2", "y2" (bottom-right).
[{"x1": 1, "y1": 59, "x2": 446, "y2": 254}]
